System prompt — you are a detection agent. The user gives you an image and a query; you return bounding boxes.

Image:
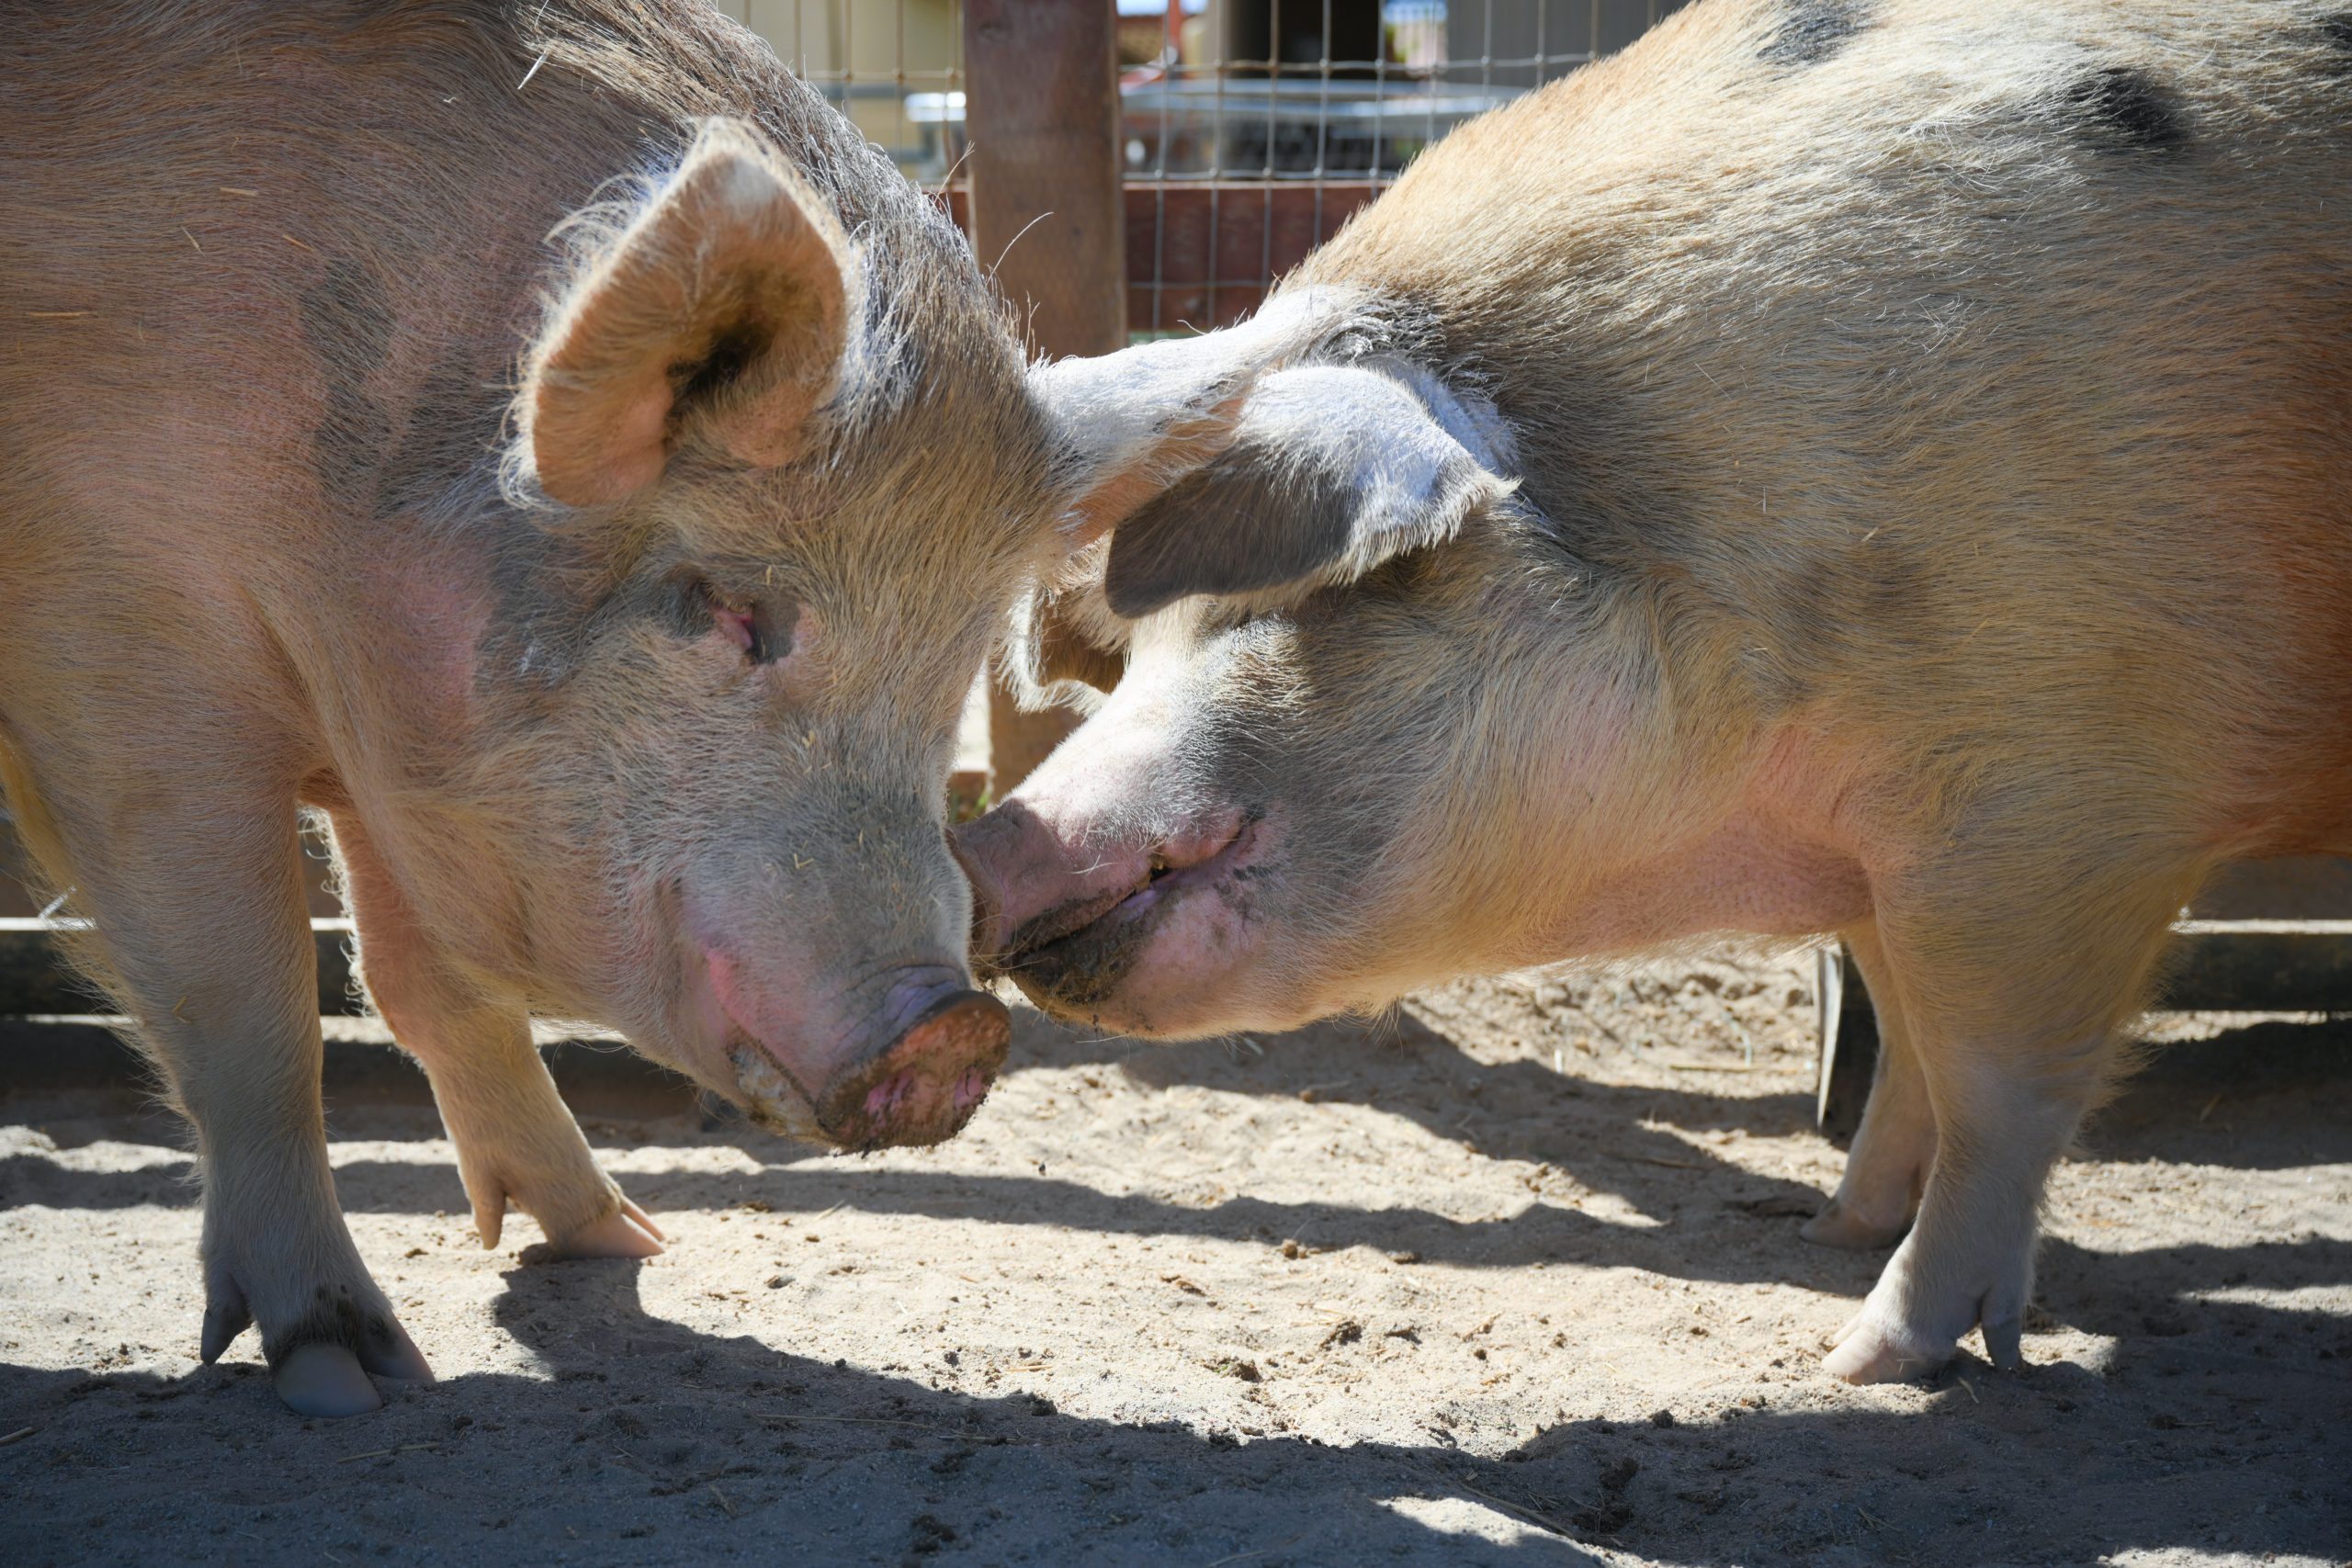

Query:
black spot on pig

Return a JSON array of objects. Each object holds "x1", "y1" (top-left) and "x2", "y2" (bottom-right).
[
  {"x1": 262, "y1": 1281, "x2": 397, "y2": 1369},
  {"x1": 2322, "y1": 14, "x2": 2352, "y2": 72},
  {"x1": 373, "y1": 349, "x2": 511, "y2": 525},
  {"x1": 2064, "y1": 67, "x2": 2189, "y2": 157},
  {"x1": 299, "y1": 259, "x2": 396, "y2": 515},
  {"x1": 1759, "y1": 0, "x2": 1869, "y2": 68}
]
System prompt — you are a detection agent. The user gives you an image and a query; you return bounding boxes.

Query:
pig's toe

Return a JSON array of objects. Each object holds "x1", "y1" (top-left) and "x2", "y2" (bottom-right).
[
  {"x1": 462, "y1": 1150, "x2": 655, "y2": 1258},
  {"x1": 273, "y1": 1344, "x2": 383, "y2": 1418},
  {"x1": 1822, "y1": 1306, "x2": 1951, "y2": 1384},
  {"x1": 544, "y1": 1203, "x2": 665, "y2": 1260},
  {"x1": 468, "y1": 1179, "x2": 510, "y2": 1250},
  {"x1": 356, "y1": 1310, "x2": 435, "y2": 1383},
  {"x1": 1799, "y1": 1199, "x2": 1909, "y2": 1250},
  {"x1": 200, "y1": 1269, "x2": 254, "y2": 1362},
  {"x1": 260, "y1": 1280, "x2": 431, "y2": 1413},
  {"x1": 1974, "y1": 1269, "x2": 2031, "y2": 1371},
  {"x1": 1981, "y1": 1309, "x2": 2025, "y2": 1371}
]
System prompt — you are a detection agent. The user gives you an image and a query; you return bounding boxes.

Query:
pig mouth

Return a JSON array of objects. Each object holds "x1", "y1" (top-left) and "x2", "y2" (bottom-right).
[{"x1": 995, "y1": 818, "x2": 1257, "y2": 1012}]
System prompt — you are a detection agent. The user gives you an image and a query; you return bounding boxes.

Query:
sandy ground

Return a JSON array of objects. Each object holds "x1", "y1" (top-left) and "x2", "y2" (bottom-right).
[{"x1": 2, "y1": 957, "x2": 2347, "y2": 1567}]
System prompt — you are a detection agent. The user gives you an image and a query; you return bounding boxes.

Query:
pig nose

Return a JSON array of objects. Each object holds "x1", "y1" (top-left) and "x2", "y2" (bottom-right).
[
  {"x1": 815, "y1": 987, "x2": 1010, "y2": 1150},
  {"x1": 947, "y1": 814, "x2": 1015, "y2": 965}
]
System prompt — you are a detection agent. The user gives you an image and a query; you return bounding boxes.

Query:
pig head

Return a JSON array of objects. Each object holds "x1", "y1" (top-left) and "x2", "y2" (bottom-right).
[
  {"x1": 376, "y1": 118, "x2": 1023, "y2": 1151},
  {"x1": 435, "y1": 130, "x2": 1340, "y2": 1142},
  {"x1": 956, "y1": 335, "x2": 1605, "y2": 1039}
]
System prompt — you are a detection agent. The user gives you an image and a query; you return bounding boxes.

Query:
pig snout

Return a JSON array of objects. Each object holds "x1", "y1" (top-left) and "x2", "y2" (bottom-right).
[
  {"x1": 951, "y1": 800, "x2": 1250, "y2": 989},
  {"x1": 952, "y1": 801, "x2": 1154, "y2": 973},
  {"x1": 816, "y1": 973, "x2": 1010, "y2": 1150},
  {"x1": 706, "y1": 953, "x2": 1008, "y2": 1150}
]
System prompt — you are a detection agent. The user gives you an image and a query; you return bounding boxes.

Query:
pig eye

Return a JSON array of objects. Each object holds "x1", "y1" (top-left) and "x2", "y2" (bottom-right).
[{"x1": 670, "y1": 575, "x2": 791, "y2": 666}]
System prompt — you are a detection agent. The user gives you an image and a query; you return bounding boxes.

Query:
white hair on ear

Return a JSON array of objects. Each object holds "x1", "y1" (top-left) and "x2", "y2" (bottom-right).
[
  {"x1": 1029, "y1": 286, "x2": 1363, "y2": 526},
  {"x1": 1100, "y1": 360, "x2": 1519, "y2": 617}
]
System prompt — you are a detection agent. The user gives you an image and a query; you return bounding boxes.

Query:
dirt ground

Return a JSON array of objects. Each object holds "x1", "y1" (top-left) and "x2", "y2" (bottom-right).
[{"x1": 2, "y1": 957, "x2": 2347, "y2": 1567}]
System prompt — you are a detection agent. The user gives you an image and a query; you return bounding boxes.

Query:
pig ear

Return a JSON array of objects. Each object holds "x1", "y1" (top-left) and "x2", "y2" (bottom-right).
[
  {"x1": 524, "y1": 118, "x2": 857, "y2": 509},
  {"x1": 1100, "y1": 365, "x2": 1513, "y2": 618},
  {"x1": 1029, "y1": 288, "x2": 1352, "y2": 542},
  {"x1": 1006, "y1": 549, "x2": 1130, "y2": 705}
]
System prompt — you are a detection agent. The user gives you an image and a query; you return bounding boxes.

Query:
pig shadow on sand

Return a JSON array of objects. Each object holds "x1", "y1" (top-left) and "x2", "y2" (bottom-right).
[
  {"x1": 4, "y1": 1004, "x2": 2347, "y2": 1564},
  {"x1": 6, "y1": 1003, "x2": 2348, "y2": 1300},
  {"x1": 1, "y1": 1243, "x2": 2346, "y2": 1567}
]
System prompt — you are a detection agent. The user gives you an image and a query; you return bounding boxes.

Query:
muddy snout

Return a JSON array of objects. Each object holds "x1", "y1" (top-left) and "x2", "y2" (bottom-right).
[{"x1": 815, "y1": 983, "x2": 1010, "y2": 1150}]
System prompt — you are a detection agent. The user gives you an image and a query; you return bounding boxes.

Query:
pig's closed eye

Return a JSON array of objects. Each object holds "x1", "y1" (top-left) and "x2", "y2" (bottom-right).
[
  {"x1": 712, "y1": 602, "x2": 760, "y2": 658},
  {"x1": 673, "y1": 576, "x2": 791, "y2": 666}
]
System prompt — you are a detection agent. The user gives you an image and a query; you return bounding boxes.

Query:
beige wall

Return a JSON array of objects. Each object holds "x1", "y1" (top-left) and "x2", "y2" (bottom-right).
[
  {"x1": 708, "y1": 0, "x2": 961, "y2": 162},
  {"x1": 708, "y1": 0, "x2": 959, "y2": 79}
]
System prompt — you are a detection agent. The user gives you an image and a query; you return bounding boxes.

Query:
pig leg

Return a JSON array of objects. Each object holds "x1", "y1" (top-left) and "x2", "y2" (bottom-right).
[
  {"x1": 333, "y1": 816, "x2": 661, "y2": 1259},
  {"x1": 1821, "y1": 866, "x2": 2182, "y2": 1384},
  {"x1": 1802, "y1": 930, "x2": 1935, "y2": 1250},
  {"x1": 51, "y1": 787, "x2": 430, "y2": 1416}
]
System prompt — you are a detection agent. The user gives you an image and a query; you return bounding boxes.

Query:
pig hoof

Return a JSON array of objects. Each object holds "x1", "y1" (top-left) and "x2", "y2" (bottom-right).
[
  {"x1": 1980, "y1": 1311, "x2": 2025, "y2": 1371},
  {"x1": 546, "y1": 1202, "x2": 665, "y2": 1261},
  {"x1": 273, "y1": 1344, "x2": 383, "y2": 1418},
  {"x1": 1823, "y1": 1307, "x2": 1951, "y2": 1384},
  {"x1": 1799, "y1": 1201, "x2": 1908, "y2": 1251},
  {"x1": 362, "y1": 1314, "x2": 436, "y2": 1385}
]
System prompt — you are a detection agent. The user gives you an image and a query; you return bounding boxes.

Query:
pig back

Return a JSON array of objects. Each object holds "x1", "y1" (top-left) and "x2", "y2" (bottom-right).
[
  {"x1": 0, "y1": 1, "x2": 983, "y2": 569},
  {"x1": 1289, "y1": 0, "x2": 2352, "y2": 841}
]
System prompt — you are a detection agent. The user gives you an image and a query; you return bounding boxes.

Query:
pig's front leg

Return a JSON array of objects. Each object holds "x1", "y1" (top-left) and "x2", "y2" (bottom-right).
[
  {"x1": 334, "y1": 817, "x2": 661, "y2": 1259},
  {"x1": 1803, "y1": 930, "x2": 1935, "y2": 1251},
  {"x1": 384, "y1": 996, "x2": 663, "y2": 1259},
  {"x1": 61, "y1": 791, "x2": 430, "y2": 1416},
  {"x1": 1820, "y1": 875, "x2": 2175, "y2": 1384}
]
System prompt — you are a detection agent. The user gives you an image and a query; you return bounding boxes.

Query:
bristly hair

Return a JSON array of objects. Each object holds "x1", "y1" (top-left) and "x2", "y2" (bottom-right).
[{"x1": 488, "y1": 2, "x2": 990, "y2": 516}]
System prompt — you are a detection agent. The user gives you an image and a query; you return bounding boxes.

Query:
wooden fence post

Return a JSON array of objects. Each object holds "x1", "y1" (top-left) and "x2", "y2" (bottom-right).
[{"x1": 963, "y1": 0, "x2": 1125, "y2": 795}]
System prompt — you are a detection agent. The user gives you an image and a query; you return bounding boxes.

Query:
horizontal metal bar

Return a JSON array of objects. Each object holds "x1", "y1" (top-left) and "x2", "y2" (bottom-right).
[
  {"x1": 0, "y1": 919, "x2": 361, "y2": 1018},
  {"x1": 2160, "y1": 920, "x2": 2352, "y2": 1012},
  {"x1": 6, "y1": 919, "x2": 2346, "y2": 1026}
]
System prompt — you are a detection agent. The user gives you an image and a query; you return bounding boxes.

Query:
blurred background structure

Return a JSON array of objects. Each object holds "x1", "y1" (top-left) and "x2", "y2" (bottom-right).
[{"x1": 707, "y1": 0, "x2": 1679, "y2": 343}]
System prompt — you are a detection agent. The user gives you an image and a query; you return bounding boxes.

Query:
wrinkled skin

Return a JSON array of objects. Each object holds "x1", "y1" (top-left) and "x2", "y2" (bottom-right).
[
  {"x1": 2, "y1": 2, "x2": 1299, "y2": 1416},
  {"x1": 959, "y1": 0, "x2": 2352, "y2": 1393}
]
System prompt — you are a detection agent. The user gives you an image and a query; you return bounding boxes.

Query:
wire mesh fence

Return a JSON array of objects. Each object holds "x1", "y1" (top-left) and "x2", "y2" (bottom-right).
[
  {"x1": 705, "y1": 0, "x2": 971, "y2": 189},
  {"x1": 713, "y1": 0, "x2": 1685, "y2": 334}
]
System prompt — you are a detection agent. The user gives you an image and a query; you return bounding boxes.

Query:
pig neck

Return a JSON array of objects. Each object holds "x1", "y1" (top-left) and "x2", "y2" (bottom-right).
[
  {"x1": 1350, "y1": 501, "x2": 1873, "y2": 992},
  {"x1": 1271, "y1": 242, "x2": 1898, "y2": 976}
]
